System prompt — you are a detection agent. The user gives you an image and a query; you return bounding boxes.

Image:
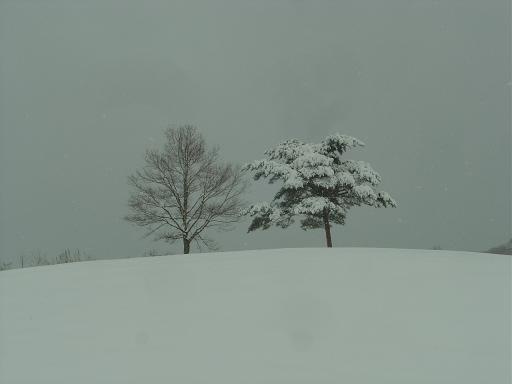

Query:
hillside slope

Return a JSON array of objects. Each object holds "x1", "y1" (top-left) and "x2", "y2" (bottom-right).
[
  {"x1": 488, "y1": 238, "x2": 512, "y2": 255},
  {"x1": 0, "y1": 248, "x2": 510, "y2": 384}
]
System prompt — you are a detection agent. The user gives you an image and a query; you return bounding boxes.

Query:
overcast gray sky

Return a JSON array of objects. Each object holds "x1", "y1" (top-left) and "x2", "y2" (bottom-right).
[{"x1": 0, "y1": 0, "x2": 510, "y2": 263}]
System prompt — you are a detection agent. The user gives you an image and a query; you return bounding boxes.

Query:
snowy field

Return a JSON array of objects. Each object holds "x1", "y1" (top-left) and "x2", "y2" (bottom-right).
[{"x1": 0, "y1": 248, "x2": 510, "y2": 384}]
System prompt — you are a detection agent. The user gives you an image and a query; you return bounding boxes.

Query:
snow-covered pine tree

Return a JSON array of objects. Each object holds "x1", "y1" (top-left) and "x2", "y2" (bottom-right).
[{"x1": 242, "y1": 134, "x2": 397, "y2": 247}]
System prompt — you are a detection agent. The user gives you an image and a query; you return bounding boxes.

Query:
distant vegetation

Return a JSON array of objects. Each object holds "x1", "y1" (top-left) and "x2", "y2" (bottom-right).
[
  {"x1": 141, "y1": 249, "x2": 175, "y2": 257},
  {"x1": 0, "y1": 249, "x2": 93, "y2": 271},
  {"x1": 0, "y1": 248, "x2": 175, "y2": 272},
  {"x1": 486, "y1": 238, "x2": 512, "y2": 255},
  {"x1": 0, "y1": 261, "x2": 13, "y2": 271}
]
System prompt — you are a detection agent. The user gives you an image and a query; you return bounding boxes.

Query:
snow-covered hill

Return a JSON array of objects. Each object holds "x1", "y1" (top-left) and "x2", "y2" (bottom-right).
[{"x1": 0, "y1": 248, "x2": 510, "y2": 384}]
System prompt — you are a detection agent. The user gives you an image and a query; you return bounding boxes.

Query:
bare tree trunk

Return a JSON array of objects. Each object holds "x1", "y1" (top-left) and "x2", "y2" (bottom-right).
[
  {"x1": 323, "y1": 208, "x2": 333, "y2": 248},
  {"x1": 183, "y1": 238, "x2": 191, "y2": 254}
]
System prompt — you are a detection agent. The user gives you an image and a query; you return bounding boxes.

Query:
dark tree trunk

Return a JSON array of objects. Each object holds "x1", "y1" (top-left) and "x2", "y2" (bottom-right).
[
  {"x1": 323, "y1": 208, "x2": 333, "y2": 248},
  {"x1": 183, "y1": 238, "x2": 191, "y2": 254}
]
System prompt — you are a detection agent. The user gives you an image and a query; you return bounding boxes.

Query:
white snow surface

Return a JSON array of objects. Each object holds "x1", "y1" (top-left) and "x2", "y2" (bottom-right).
[{"x1": 0, "y1": 248, "x2": 510, "y2": 384}]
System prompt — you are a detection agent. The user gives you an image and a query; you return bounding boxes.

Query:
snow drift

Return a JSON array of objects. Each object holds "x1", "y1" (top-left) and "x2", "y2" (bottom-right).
[{"x1": 0, "y1": 248, "x2": 510, "y2": 383}]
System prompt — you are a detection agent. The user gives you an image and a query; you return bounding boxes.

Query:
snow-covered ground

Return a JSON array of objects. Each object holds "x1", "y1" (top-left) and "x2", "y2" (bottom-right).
[{"x1": 0, "y1": 248, "x2": 510, "y2": 383}]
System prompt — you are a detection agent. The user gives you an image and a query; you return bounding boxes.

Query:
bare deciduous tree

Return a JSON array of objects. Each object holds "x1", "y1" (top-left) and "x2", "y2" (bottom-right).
[
  {"x1": 19, "y1": 250, "x2": 49, "y2": 268},
  {"x1": 56, "y1": 248, "x2": 88, "y2": 264},
  {"x1": 0, "y1": 261, "x2": 12, "y2": 271},
  {"x1": 32, "y1": 251, "x2": 51, "y2": 266},
  {"x1": 125, "y1": 125, "x2": 247, "y2": 254}
]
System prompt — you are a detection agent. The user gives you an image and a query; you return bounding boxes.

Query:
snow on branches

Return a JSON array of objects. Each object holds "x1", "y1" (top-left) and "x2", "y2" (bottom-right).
[{"x1": 242, "y1": 134, "x2": 397, "y2": 246}]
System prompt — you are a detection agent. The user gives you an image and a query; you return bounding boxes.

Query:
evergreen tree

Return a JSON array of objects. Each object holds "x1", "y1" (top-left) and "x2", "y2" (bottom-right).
[{"x1": 242, "y1": 134, "x2": 397, "y2": 247}]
